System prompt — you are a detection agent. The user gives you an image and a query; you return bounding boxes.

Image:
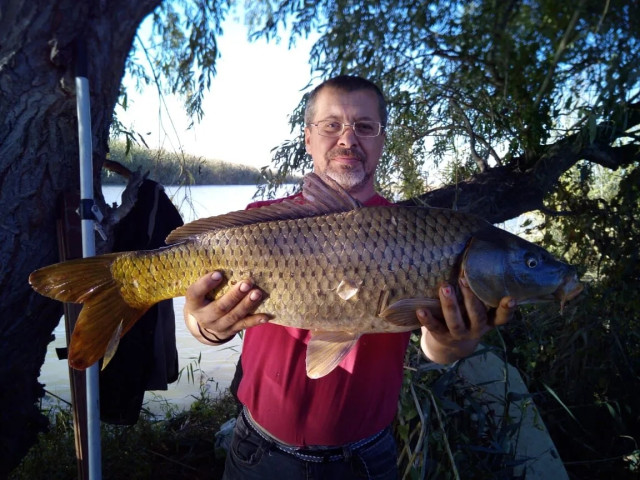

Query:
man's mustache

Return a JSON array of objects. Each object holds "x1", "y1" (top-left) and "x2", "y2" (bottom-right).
[{"x1": 327, "y1": 148, "x2": 365, "y2": 162}]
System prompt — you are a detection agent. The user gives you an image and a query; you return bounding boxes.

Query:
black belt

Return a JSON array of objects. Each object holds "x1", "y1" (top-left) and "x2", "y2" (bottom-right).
[{"x1": 241, "y1": 407, "x2": 387, "y2": 463}]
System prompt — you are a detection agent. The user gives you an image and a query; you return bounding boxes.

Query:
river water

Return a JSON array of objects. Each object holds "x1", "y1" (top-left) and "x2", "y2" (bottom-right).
[{"x1": 38, "y1": 183, "x2": 278, "y2": 413}]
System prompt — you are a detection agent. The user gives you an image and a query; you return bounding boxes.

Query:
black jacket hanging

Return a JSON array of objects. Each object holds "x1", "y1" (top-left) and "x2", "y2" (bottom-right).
[{"x1": 99, "y1": 179, "x2": 183, "y2": 425}]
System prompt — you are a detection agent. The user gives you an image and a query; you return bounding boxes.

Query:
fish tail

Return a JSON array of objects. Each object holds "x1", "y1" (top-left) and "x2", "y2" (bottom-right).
[{"x1": 29, "y1": 254, "x2": 150, "y2": 370}]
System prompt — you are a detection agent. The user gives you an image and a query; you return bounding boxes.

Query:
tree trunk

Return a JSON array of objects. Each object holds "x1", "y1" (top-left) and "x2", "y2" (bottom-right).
[{"x1": 0, "y1": 0, "x2": 160, "y2": 474}]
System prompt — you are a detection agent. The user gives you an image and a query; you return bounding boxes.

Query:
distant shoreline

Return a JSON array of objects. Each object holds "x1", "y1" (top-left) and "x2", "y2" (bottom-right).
[{"x1": 103, "y1": 139, "x2": 300, "y2": 186}]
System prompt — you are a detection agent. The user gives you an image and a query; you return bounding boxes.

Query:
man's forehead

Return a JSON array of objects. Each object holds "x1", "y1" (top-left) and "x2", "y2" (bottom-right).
[{"x1": 313, "y1": 88, "x2": 381, "y2": 119}]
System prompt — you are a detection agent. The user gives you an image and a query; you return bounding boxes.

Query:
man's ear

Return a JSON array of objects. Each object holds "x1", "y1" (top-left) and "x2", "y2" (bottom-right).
[{"x1": 304, "y1": 126, "x2": 312, "y2": 152}]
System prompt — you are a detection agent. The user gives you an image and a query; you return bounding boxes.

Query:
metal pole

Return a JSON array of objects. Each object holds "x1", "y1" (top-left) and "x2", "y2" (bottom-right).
[{"x1": 75, "y1": 39, "x2": 102, "y2": 480}]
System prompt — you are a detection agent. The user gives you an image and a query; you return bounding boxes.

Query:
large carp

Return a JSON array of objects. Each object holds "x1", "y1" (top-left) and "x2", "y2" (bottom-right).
[{"x1": 30, "y1": 173, "x2": 582, "y2": 378}]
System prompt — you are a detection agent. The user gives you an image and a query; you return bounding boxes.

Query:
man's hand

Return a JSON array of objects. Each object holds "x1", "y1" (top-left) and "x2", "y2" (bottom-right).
[
  {"x1": 418, "y1": 276, "x2": 516, "y2": 364},
  {"x1": 184, "y1": 271, "x2": 269, "y2": 345}
]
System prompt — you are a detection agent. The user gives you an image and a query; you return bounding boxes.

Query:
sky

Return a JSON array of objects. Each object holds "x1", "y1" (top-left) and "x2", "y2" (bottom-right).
[{"x1": 115, "y1": 16, "x2": 318, "y2": 170}]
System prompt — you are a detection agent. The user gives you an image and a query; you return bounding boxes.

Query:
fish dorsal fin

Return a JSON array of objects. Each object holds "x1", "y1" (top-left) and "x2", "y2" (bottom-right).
[
  {"x1": 306, "y1": 331, "x2": 361, "y2": 379},
  {"x1": 380, "y1": 298, "x2": 443, "y2": 327},
  {"x1": 302, "y1": 172, "x2": 362, "y2": 211},
  {"x1": 165, "y1": 173, "x2": 361, "y2": 244}
]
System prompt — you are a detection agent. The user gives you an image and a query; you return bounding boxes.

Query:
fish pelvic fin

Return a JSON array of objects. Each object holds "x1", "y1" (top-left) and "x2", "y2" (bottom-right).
[
  {"x1": 380, "y1": 298, "x2": 442, "y2": 328},
  {"x1": 306, "y1": 331, "x2": 361, "y2": 379},
  {"x1": 29, "y1": 255, "x2": 150, "y2": 370}
]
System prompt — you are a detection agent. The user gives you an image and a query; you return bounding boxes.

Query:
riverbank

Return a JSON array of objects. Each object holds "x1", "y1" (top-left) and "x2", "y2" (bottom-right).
[
  {"x1": 102, "y1": 140, "x2": 301, "y2": 186},
  {"x1": 11, "y1": 386, "x2": 239, "y2": 480}
]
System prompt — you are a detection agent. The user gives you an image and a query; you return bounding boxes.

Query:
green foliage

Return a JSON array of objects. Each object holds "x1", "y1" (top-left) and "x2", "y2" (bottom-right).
[
  {"x1": 248, "y1": 0, "x2": 639, "y2": 186},
  {"x1": 391, "y1": 159, "x2": 638, "y2": 479},
  {"x1": 396, "y1": 338, "x2": 537, "y2": 480},
  {"x1": 491, "y1": 162, "x2": 640, "y2": 478},
  {"x1": 103, "y1": 140, "x2": 264, "y2": 186},
  {"x1": 256, "y1": 94, "x2": 310, "y2": 199},
  {"x1": 545, "y1": 162, "x2": 640, "y2": 282},
  {"x1": 133, "y1": 0, "x2": 231, "y2": 123},
  {"x1": 8, "y1": 405, "x2": 79, "y2": 480},
  {"x1": 496, "y1": 297, "x2": 639, "y2": 478},
  {"x1": 111, "y1": 0, "x2": 232, "y2": 156}
]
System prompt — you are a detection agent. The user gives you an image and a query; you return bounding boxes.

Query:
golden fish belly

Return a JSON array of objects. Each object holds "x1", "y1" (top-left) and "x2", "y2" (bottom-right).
[{"x1": 113, "y1": 206, "x2": 485, "y2": 333}]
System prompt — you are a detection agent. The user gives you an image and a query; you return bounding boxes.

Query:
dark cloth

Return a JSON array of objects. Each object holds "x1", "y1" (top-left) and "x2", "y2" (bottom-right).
[
  {"x1": 222, "y1": 410, "x2": 399, "y2": 479},
  {"x1": 99, "y1": 179, "x2": 183, "y2": 425}
]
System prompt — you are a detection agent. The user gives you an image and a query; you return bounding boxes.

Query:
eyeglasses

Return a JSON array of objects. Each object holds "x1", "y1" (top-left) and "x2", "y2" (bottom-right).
[{"x1": 307, "y1": 120, "x2": 385, "y2": 138}]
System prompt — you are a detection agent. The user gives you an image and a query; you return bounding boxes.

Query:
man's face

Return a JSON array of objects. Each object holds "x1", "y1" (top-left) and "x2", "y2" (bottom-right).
[{"x1": 304, "y1": 87, "x2": 385, "y2": 200}]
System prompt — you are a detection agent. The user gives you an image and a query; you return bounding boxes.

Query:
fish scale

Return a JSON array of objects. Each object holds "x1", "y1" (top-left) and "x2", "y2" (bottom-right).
[
  {"x1": 109, "y1": 206, "x2": 482, "y2": 333},
  {"x1": 29, "y1": 173, "x2": 583, "y2": 377}
]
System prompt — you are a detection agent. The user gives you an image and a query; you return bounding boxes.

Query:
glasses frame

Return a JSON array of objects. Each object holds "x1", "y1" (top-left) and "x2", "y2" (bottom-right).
[{"x1": 307, "y1": 120, "x2": 386, "y2": 138}]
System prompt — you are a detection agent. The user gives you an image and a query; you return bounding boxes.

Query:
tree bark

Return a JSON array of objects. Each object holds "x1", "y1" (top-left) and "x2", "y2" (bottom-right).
[{"x1": 0, "y1": 0, "x2": 160, "y2": 474}]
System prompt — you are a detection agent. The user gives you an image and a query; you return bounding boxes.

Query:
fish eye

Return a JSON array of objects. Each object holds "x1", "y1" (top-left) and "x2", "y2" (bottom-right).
[{"x1": 525, "y1": 253, "x2": 538, "y2": 268}]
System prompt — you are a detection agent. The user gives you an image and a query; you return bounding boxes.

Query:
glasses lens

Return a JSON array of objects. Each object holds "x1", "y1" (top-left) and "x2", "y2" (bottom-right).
[
  {"x1": 314, "y1": 120, "x2": 382, "y2": 137},
  {"x1": 354, "y1": 121, "x2": 380, "y2": 137},
  {"x1": 318, "y1": 121, "x2": 343, "y2": 137}
]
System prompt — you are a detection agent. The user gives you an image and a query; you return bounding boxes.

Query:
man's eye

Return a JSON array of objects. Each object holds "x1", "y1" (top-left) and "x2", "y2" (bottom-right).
[
  {"x1": 356, "y1": 122, "x2": 375, "y2": 133},
  {"x1": 324, "y1": 122, "x2": 341, "y2": 130}
]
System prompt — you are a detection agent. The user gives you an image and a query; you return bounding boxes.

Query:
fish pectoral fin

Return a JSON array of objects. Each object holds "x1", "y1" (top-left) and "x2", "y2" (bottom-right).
[
  {"x1": 380, "y1": 298, "x2": 442, "y2": 327},
  {"x1": 306, "y1": 331, "x2": 361, "y2": 379}
]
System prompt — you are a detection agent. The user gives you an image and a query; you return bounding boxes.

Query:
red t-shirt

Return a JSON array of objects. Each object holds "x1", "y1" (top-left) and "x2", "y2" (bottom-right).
[{"x1": 237, "y1": 192, "x2": 412, "y2": 446}]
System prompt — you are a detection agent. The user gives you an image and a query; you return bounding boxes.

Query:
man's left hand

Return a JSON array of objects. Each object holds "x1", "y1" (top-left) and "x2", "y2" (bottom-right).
[{"x1": 417, "y1": 276, "x2": 516, "y2": 364}]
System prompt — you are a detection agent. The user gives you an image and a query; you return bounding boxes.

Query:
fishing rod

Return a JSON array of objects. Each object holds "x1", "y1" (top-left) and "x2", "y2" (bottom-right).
[{"x1": 75, "y1": 37, "x2": 102, "y2": 480}]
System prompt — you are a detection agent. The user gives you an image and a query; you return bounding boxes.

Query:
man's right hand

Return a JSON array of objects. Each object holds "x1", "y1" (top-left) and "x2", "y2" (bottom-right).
[{"x1": 184, "y1": 271, "x2": 269, "y2": 345}]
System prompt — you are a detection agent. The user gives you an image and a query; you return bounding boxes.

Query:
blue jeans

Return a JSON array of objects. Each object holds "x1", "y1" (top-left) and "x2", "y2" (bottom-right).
[{"x1": 222, "y1": 410, "x2": 399, "y2": 479}]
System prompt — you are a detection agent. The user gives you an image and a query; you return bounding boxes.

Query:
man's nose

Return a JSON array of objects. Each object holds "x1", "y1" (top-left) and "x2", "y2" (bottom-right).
[{"x1": 338, "y1": 124, "x2": 359, "y2": 146}]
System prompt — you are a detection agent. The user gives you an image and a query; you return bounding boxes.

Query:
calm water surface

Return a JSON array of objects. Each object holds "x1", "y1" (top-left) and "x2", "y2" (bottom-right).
[{"x1": 39, "y1": 184, "x2": 286, "y2": 413}]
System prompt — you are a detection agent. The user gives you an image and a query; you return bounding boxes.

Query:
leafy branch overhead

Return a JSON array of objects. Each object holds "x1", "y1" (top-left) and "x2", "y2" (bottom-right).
[{"x1": 248, "y1": 0, "x2": 639, "y2": 219}]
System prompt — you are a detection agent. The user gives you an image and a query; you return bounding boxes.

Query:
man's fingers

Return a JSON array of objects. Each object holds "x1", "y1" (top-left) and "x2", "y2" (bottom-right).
[
  {"x1": 185, "y1": 271, "x2": 224, "y2": 307},
  {"x1": 458, "y1": 275, "x2": 516, "y2": 329},
  {"x1": 458, "y1": 276, "x2": 491, "y2": 334},
  {"x1": 184, "y1": 272, "x2": 269, "y2": 343},
  {"x1": 494, "y1": 297, "x2": 516, "y2": 326},
  {"x1": 418, "y1": 278, "x2": 517, "y2": 365},
  {"x1": 417, "y1": 308, "x2": 446, "y2": 334},
  {"x1": 212, "y1": 280, "x2": 264, "y2": 327},
  {"x1": 226, "y1": 313, "x2": 270, "y2": 335},
  {"x1": 438, "y1": 283, "x2": 469, "y2": 339}
]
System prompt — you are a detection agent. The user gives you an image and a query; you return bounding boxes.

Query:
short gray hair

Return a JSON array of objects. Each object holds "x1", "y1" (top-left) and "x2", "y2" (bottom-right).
[{"x1": 304, "y1": 75, "x2": 388, "y2": 126}]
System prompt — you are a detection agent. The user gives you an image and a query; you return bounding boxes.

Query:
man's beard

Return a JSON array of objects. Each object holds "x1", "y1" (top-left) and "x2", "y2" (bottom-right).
[{"x1": 324, "y1": 148, "x2": 372, "y2": 193}]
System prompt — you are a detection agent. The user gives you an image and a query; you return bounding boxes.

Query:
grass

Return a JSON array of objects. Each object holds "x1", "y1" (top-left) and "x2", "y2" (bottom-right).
[
  {"x1": 11, "y1": 355, "x2": 241, "y2": 480},
  {"x1": 10, "y1": 386, "x2": 239, "y2": 480}
]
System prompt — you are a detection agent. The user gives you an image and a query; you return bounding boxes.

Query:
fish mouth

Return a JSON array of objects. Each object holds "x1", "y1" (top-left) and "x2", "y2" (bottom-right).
[
  {"x1": 554, "y1": 274, "x2": 584, "y2": 312},
  {"x1": 502, "y1": 274, "x2": 583, "y2": 311}
]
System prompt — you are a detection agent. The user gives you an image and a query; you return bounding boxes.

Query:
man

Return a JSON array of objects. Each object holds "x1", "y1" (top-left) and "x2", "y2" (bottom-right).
[{"x1": 184, "y1": 75, "x2": 515, "y2": 479}]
